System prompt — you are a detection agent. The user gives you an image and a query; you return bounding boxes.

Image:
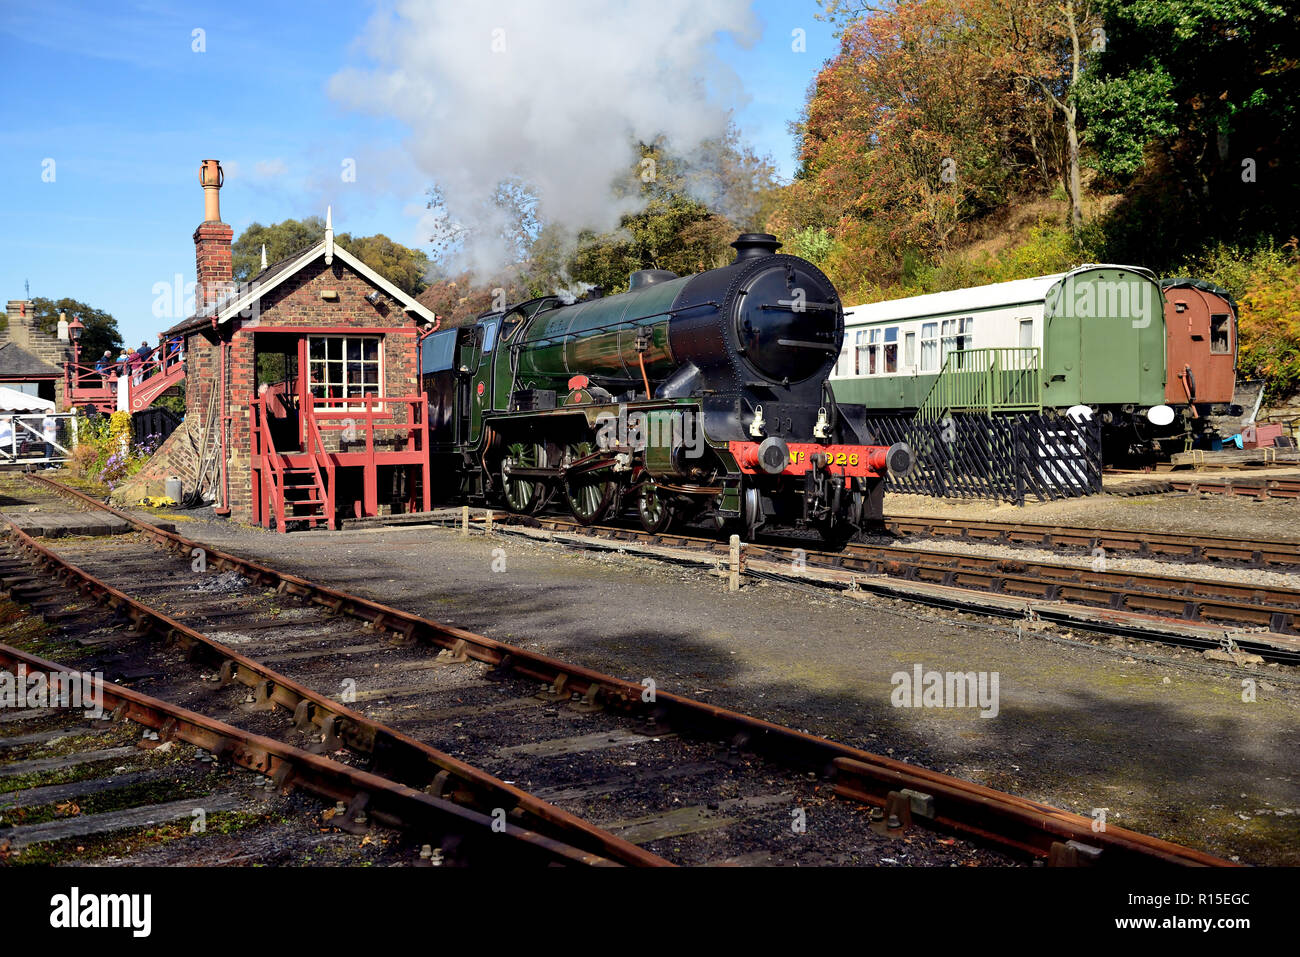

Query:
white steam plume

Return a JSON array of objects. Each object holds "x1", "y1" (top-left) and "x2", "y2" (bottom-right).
[{"x1": 330, "y1": 0, "x2": 759, "y2": 276}]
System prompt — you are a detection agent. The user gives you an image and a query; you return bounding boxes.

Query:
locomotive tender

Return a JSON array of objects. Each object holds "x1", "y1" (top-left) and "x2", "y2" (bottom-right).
[{"x1": 420, "y1": 234, "x2": 910, "y2": 541}]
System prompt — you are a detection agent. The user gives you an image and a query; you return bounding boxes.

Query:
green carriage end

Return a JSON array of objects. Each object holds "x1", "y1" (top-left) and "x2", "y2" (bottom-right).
[{"x1": 829, "y1": 265, "x2": 1167, "y2": 417}]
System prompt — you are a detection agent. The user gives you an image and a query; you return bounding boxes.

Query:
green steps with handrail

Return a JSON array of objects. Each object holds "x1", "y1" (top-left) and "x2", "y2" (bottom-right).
[{"x1": 913, "y1": 347, "x2": 1042, "y2": 426}]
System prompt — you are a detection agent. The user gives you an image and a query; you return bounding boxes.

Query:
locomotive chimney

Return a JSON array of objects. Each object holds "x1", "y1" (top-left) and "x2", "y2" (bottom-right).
[
  {"x1": 194, "y1": 159, "x2": 233, "y2": 311},
  {"x1": 730, "y1": 233, "x2": 782, "y2": 263}
]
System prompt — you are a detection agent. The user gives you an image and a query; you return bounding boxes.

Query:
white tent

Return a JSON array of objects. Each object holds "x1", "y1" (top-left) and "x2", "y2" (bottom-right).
[{"x1": 0, "y1": 386, "x2": 56, "y2": 413}]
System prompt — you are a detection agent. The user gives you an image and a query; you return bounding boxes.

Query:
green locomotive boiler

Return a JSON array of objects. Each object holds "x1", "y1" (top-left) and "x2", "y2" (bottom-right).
[{"x1": 420, "y1": 234, "x2": 910, "y2": 541}]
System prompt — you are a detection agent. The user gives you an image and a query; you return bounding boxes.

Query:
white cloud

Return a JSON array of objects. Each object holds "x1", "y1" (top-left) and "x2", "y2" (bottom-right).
[{"x1": 330, "y1": 0, "x2": 759, "y2": 275}]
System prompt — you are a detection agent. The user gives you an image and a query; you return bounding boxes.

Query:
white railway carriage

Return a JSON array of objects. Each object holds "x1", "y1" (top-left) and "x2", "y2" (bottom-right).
[{"x1": 829, "y1": 265, "x2": 1169, "y2": 427}]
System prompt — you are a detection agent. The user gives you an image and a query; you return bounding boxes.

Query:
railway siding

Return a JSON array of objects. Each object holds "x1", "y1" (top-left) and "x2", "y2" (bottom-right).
[{"x1": 0, "y1": 474, "x2": 1239, "y2": 866}]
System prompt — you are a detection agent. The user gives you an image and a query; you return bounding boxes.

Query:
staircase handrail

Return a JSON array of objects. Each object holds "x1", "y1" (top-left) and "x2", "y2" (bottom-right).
[{"x1": 252, "y1": 397, "x2": 288, "y2": 531}]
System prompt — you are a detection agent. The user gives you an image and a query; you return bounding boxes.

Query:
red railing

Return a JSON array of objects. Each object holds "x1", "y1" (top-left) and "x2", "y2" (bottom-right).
[
  {"x1": 250, "y1": 398, "x2": 288, "y2": 531},
  {"x1": 64, "y1": 338, "x2": 186, "y2": 413},
  {"x1": 301, "y1": 402, "x2": 335, "y2": 530},
  {"x1": 250, "y1": 393, "x2": 430, "y2": 530}
]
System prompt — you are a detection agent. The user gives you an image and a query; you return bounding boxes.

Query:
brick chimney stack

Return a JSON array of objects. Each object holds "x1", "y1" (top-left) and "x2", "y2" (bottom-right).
[{"x1": 194, "y1": 159, "x2": 233, "y2": 312}]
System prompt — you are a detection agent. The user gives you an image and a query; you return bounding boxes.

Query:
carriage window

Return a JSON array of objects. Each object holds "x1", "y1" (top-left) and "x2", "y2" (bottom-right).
[
  {"x1": 308, "y1": 335, "x2": 381, "y2": 403},
  {"x1": 904, "y1": 332, "x2": 916, "y2": 368},
  {"x1": 866, "y1": 328, "x2": 881, "y2": 375},
  {"x1": 883, "y1": 326, "x2": 898, "y2": 373},
  {"x1": 920, "y1": 323, "x2": 938, "y2": 371},
  {"x1": 855, "y1": 330, "x2": 869, "y2": 375},
  {"x1": 1018, "y1": 319, "x2": 1033, "y2": 349},
  {"x1": 1210, "y1": 315, "x2": 1230, "y2": 354}
]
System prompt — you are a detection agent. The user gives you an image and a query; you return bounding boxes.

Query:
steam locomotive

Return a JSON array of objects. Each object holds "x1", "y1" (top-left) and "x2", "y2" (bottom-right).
[{"x1": 420, "y1": 233, "x2": 910, "y2": 542}]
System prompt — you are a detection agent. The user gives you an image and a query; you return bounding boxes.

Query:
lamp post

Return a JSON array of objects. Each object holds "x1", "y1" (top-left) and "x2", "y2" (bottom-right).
[{"x1": 68, "y1": 314, "x2": 84, "y2": 367}]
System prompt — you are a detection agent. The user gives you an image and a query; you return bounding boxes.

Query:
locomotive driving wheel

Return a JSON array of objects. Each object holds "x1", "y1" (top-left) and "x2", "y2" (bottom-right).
[
  {"x1": 501, "y1": 440, "x2": 547, "y2": 514},
  {"x1": 562, "y1": 440, "x2": 617, "y2": 525},
  {"x1": 635, "y1": 480, "x2": 675, "y2": 534}
]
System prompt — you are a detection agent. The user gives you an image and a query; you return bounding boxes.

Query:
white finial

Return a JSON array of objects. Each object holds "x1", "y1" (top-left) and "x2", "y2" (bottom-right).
[
  {"x1": 260, "y1": 244, "x2": 267, "y2": 270},
  {"x1": 324, "y1": 206, "x2": 334, "y2": 266}
]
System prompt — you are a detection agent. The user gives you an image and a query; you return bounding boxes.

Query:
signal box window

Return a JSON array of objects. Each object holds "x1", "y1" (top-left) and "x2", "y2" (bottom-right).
[
  {"x1": 309, "y1": 335, "x2": 381, "y2": 403},
  {"x1": 1210, "y1": 315, "x2": 1231, "y2": 354}
]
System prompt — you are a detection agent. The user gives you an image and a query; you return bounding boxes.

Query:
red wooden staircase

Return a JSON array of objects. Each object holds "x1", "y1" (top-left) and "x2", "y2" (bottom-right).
[{"x1": 251, "y1": 394, "x2": 429, "y2": 532}]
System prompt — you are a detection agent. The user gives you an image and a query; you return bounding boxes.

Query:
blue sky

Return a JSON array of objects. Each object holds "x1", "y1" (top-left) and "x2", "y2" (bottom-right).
[{"x1": 0, "y1": 1, "x2": 838, "y2": 347}]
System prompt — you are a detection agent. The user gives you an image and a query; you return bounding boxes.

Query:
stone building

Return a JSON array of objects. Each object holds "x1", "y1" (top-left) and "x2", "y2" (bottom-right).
[{"x1": 0, "y1": 300, "x2": 72, "y2": 405}]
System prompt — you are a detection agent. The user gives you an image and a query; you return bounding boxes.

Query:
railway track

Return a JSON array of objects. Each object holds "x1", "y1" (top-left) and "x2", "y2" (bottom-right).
[
  {"x1": 0, "y1": 643, "x2": 600, "y2": 866},
  {"x1": 1170, "y1": 475, "x2": 1300, "y2": 499},
  {"x1": 1105, "y1": 474, "x2": 1300, "y2": 500},
  {"x1": 0, "y1": 474, "x2": 1229, "y2": 866},
  {"x1": 503, "y1": 515, "x2": 1300, "y2": 664},
  {"x1": 878, "y1": 516, "x2": 1300, "y2": 569}
]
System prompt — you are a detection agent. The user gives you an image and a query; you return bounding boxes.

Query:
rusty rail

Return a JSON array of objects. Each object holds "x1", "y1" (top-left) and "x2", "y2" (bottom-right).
[
  {"x1": 0, "y1": 642, "x2": 613, "y2": 867},
  {"x1": 879, "y1": 515, "x2": 1300, "y2": 568},
  {"x1": 1169, "y1": 476, "x2": 1300, "y2": 500},
  {"x1": 522, "y1": 516, "x2": 1300, "y2": 663},
  {"x1": 0, "y1": 510, "x2": 666, "y2": 867},
  {"x1": 17, "y1": 475, "x2": 1234, "y2": 865}
]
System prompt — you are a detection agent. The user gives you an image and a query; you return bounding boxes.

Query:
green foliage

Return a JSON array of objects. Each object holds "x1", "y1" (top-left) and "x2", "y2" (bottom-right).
[
  {"x1": 232, "y1": 218, "x2": 431, "y2": 295},
  {"x1": 232, "y1": 218, "x2": 325, "y2": 281},
  {"x1": 335, "y1": 232, "x2": 432, "y2": 296},
  {"x1": 898, "y1": 223, "x2": 1088, "y2": 297},
  {"x1": 782, "y1": 227, "x2": 837, "y2": 270},
  {"x1": 67, "y1": 410, "x2": 159, "y2": 490},
  {"x1": 1084, "y1": 0, "x2": 1300, "y2": 251},
  {"x1": 1075, "y1": 64, "x2": 1179, "y2": 178},
  {"x1": 153, "y1": 390, "x2": 186, "y2": 416},
  {"x1": 28, "y1": 298, "x2": 122, "y2": 360},
  {"x1": 560, "y1": 132, "x2": 781, "y2": 295}
]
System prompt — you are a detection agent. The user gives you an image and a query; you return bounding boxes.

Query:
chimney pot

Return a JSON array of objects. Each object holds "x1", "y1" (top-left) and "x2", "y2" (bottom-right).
[
  {"x1": 195, "y1": 159, "x2": 233, "y2": 311},
  {"x1": 199, "y1": 159, "x2": 224, "y2": 222}
]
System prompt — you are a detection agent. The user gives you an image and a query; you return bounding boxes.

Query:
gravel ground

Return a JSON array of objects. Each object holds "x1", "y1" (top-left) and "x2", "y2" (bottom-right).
[{"x1": 137, "y1": 501, "x2": 1300, "y2": 865}]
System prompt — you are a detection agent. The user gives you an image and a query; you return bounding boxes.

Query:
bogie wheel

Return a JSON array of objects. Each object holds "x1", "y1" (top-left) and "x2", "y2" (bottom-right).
[
  {"x1": 501, "y1": 441, "x2": 548, "y2": 514},
  {"x1": 636, "y1": 481, "x2": 675, "y2": 534},
  {"x1": 562, "y1": 440, "x2": 617, "y2": 525}
]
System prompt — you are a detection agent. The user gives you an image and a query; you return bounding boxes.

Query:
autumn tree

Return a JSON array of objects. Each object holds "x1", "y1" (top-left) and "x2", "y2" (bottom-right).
[
  {"x1": 780, "y1": 0, "x2": 1032, "y2": 296},
  {"x1": 1237, "y1": 241, "x2": 1300, "y2": 400}
]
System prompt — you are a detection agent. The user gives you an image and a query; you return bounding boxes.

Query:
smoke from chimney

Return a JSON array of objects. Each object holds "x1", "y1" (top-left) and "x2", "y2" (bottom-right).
[{"x1": 329, "y1": 0, "x2": 759, "y2": 276}]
